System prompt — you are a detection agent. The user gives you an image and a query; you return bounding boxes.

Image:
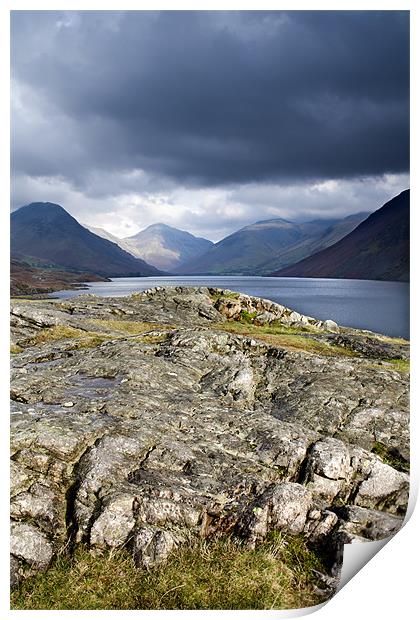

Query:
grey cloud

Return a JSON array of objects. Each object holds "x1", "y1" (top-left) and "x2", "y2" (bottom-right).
[{"x1": 11, "y1": 10, "x2": 409, "y2": 190}]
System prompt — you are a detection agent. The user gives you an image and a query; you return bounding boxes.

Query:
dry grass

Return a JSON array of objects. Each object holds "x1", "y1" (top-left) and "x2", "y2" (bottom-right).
[
  {"x1": 377, "y1": 335, "x2": 409, "y2": 346},
  {"x1": 14, "y1": 321, "x2": 175, "y2": 352},
  {"x1": 366, "y1": 358, "x2": 410, "y2": 374},
  {"x1": 11, "y1": 534, "x2": 329, "y2": 610},
  {"x1": 10, "y1": 344, "x2": 23, "y2": 354},
  {"x1": 215, "y1": 321, "x2": 356, "y2": 358},
  {"x1": 23, "y1": 326, "x2": 109, "y2": 350}
]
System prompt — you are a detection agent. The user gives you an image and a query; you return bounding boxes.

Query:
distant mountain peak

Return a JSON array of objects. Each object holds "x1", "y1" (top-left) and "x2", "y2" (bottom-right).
[{"x1": 121, "y1": 223, "x2": 213, "y2": 271}]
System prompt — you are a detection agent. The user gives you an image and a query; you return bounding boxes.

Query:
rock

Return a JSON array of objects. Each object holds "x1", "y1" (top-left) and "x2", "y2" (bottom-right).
[
  {"x1": 355, "y1": 460, "x2": 409, "y2": 513},
  {"x1": 306, "y1": 438, "x2": 351, "y2": 480},
  {"x1": 334, "y1": 506, "x2": 404, "y2": 540},
  {"x1": 305, "y1": 510, "x2": 339, "y2": 545},
  {"x1": 90, "y1": 494, "x2": 136, "y2": 548},
  {"x1": 132, "y1": 527, "x2": 180, "y2": 569},
  {"x1": 10, "y1": 555, "x2": 22, "y2": 589},
  {"x1": 9, "y1": 286, "x2": 409, "y2": 587},
  {"x1": 323, "y1": 320, "x2": 339, "y2": 333},
  {"x1": 326, "y1": 333, "x2": 409, "y2": 360},
  {"x1": 237, "y1": 483, "x2": 313, "y2": 545},
  {"x1": 10, "y1": 522, "x2": 53, "y2": 570}
]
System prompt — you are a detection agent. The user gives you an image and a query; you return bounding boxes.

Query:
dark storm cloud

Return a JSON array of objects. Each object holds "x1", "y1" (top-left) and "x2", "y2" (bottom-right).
[{"x1": 11, "y1": 10, "x2": 409, "y2": 189}]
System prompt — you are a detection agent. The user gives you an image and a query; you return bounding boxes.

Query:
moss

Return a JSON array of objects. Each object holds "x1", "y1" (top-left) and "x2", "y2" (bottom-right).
[
  {"x1": 372, "y1": 442, "x2": 410, "y2": 473},
  {"x1": 17, "y1": 321, "x2": 175, "y2": 351},
  {"x1": 239, "y1": 310, "x2": 258, "y2": 324},
  {"x1": 11, "y1": 535, "x2": 329, "y2": 610},
  {"x1": 210, "y1": 291, "x2": 240, "y2": 302},
  {"x1": 10, "y1": 344, "x2": 23, "y2": 354},
  {"x1": 132, "y1": 332, "x2": 172, "y2": 345}
]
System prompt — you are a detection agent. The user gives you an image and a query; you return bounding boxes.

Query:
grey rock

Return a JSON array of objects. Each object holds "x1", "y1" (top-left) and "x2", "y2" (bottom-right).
[
  {"x1": 10, "y1": 522, "x2": 53, "y2": 570},
  {"x1": 9, "y1": 286, "x2": 410, "y2": 586},
  {"x1": 355, "y1": 460, "x2": 409, "y2": 513},
  {"x1": 237, "y1": 483, "x2": 313, "y2": 545},
  {"x1": 334, "y1": 505, "x2": 404, "y2": 540},
  {"x1": 132, "y1": 527, "x2": 181, "y2": 569}
]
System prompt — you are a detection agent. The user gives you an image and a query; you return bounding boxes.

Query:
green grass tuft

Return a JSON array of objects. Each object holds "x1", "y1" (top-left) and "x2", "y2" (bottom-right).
[
  {"x1": 11, "y1": 534, "x2": 329, "y2": 610},
  {"x1": 239, "y1": 309, "x2": 258, "y2": 324}
]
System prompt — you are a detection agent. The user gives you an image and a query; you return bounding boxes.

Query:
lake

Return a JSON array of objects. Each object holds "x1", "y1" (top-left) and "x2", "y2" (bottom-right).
[{"x1": 56, "y1": 276, "x2": 409, "y2": 339}]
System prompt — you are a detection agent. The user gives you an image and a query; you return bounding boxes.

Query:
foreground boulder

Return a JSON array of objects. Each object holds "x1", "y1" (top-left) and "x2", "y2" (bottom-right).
[{"x1": 10, "y1": 287, "x2": 409, "y2": 589}]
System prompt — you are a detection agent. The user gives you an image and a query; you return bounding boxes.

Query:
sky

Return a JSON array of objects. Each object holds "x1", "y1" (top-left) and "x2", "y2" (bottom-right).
[{"x1": 10, "y1": 10, "x2": 409, "y2": 241}]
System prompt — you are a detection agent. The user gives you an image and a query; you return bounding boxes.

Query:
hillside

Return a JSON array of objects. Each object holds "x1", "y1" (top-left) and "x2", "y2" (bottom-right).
[
  {"x1": 256, "y1": 212, "x2": 369, "y2": 274},
  {"x1": 272, "y1": 190, "x2": 409, "y2": 282},
  {"x1": 175, "y1": 215, "x2": 369, "y2": 276},
  {"x1": 10, "y1": 259, "x2": 108, "y2": 297},
  {"x1": 11, "y1": 202, "x2": 162, "y2": 278},
  {"x1": 175, "y1": 219, "x2": 308, "y2": 275}
]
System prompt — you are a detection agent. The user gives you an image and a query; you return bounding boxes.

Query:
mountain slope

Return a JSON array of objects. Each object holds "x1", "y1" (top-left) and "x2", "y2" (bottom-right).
[
  {"x1": 11, "y1": 202, "x2": 162, "y2": 278},
  {"x1": 271, "y1": 190, "x2": 409, "y2": 282},
  {"x1": 123, "y1": 223, "x2": 213, "y2": 271},
  {"x1": 175, "y1": 219, "x2": 306, "y2": 275},
  {"x1": 176, "y1": 214, "x2": 369, "y2": 276},
  {"x1": 256, "y1": 212, "x2": 370, "y2": 274},
  {"x1": 83, "y1": 225, "x2": 139, "y2": 258}
]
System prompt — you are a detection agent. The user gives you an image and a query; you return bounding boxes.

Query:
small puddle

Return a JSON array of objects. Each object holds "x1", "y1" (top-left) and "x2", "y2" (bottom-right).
[{"x1": 63, "y1": 373, "x2": 122, "y2": 400}]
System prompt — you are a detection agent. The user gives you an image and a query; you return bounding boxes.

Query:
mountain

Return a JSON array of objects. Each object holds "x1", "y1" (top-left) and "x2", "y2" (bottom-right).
[
  {"x1": 83, "y1": 224, "x2": 139, "y2": 257},
  {"x1": 11, "y1": 202, "x2": 163, "y2": 278},
  {"x1": 255, "y1": 212, "x2": 370, "y2": 274},
  {"x1": 271, "y1": 190, "x2": 409, "y2": 282},
  {"x1": 122, "y1": 223, "x2": 213, "y2": 271},
  {"x1": 175, "y1": 214, "x2": 369, "y2": 276}
]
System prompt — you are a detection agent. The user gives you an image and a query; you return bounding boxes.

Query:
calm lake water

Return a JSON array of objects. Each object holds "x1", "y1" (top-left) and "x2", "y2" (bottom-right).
[{"x1": 56, "y1": 276, "x2": 409, "y2": 339}]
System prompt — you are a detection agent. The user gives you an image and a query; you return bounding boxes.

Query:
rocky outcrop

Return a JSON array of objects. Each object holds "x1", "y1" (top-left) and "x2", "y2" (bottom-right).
[
  {"x1": 210, "y1": 288, "x2": 339, "y2": 332},
  {"x1": 10, "y1": 287, "x2": 409, "y2": 590}
]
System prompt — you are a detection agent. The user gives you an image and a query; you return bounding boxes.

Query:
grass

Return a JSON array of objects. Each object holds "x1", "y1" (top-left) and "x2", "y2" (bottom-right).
[
  {"x1": 377, "y1": 335, "x2": 410, "y2": 346},
  {"x1": 215, "y1": 321, "x2": 356, "y2": 358},
  {"x1": 366, "y1": 358, "x2": 410, "y2": 374},
  {"x1": 372, "y1": 442, "x2": 410, "y2": 473},
  {"x1": 13, "y1": 321, "x2": 175, "y2": 352},
  {"x1": 384, "y1": 358, "x2": 410, "y2": 373},
  {"x1": 22, "y1": 326, "x2": 109, "y2": 350},
  {"x1": 11, "y1": 534, "x2": 329, "y2": 610},
  {"x1": 239, "y1": 309, "x2": 258, "y2": 324}
]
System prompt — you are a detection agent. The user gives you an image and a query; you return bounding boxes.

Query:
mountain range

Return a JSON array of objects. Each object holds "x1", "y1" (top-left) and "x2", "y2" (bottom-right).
[
  {"x1": 174, "y1": 213, "x2": 369, "y2": 275},
  {"x1": 10, "y1": 191, "x2": 409, "y2": 286},
  {"x1": 88, "y1": 223, "x2": 213, "y2": 272},
  {"x1": 271, "y1": 190, "x2": 409, "y2": 282},
  {"x1": 11, "y1": 202, "x2": 162, "y2": 278}
]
